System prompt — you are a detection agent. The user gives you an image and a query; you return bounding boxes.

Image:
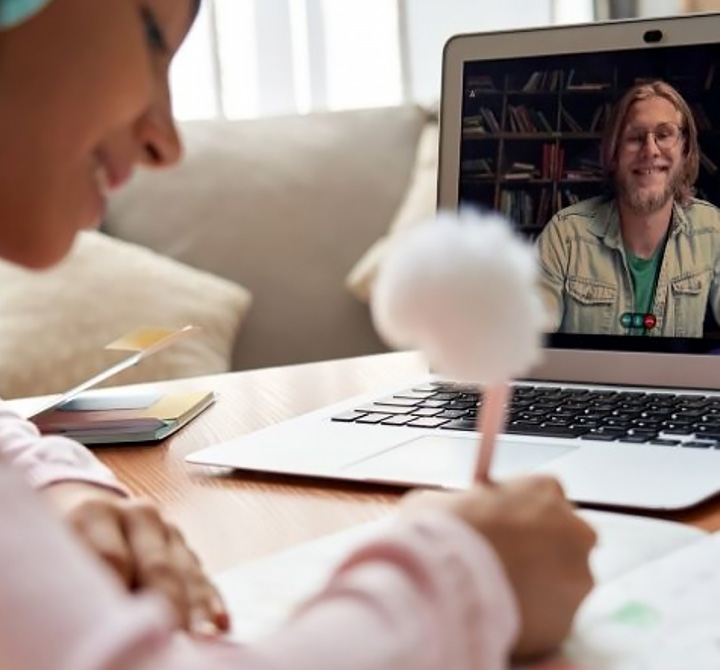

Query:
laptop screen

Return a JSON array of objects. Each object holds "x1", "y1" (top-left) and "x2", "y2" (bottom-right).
[{"x1": 441, "y1": 15, "x2": 720, "y2": 366}]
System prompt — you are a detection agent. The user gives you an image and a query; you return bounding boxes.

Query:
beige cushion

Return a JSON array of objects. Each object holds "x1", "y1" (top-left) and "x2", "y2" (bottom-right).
[
  {"x1": 346, "y1": 122, "x2": 439, "y2": 303},
  {"x1": 105, "y1": 105, "x2": 429, "y2": 370},
  {"x1": 0, "y1": 231, "x2": 251, "y2": 398}
]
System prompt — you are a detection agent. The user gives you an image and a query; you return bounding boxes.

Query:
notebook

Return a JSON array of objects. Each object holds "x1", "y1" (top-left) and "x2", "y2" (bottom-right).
[
  {"x1": 9, "y1": 325, "x2": 214, "y2": 446},
  {"x1": 213, "y1": 510, "x2": 716, "y2": 669},
  {"x1": 30, "y1": 387, "x2": 215, "y2": 445},
  {"x1": 188, "y1": 13, "x2": 720, "y2": 511}
]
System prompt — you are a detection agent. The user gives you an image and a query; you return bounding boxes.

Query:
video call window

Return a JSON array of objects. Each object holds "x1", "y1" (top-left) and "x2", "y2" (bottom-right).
[
  {"x1": 459, "y1": 43, "x2": 720, "y2": 349},
  {"x1": 460, "y1": 45, "x2": 720, "y2": 236}
]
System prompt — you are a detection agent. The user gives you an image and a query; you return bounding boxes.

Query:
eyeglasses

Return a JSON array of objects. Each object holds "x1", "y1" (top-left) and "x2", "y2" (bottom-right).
[{"x1": 621, "y1": 122, "x2": 684, "y2": 152}]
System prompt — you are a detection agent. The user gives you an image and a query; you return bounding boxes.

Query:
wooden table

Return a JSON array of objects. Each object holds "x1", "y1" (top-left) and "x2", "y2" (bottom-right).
[{"x1": 92, "y1": 351, "x2": 720, "y2": 574}]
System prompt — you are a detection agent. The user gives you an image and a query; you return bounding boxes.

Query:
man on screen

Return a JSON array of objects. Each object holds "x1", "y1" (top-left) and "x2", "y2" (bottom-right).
[{"x1": 536, "y1": 80, "x2": 720, "y2": 337}]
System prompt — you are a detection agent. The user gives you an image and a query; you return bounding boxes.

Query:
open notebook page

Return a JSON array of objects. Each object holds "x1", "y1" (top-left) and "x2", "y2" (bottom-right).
[{"x1": 213, "y1": 509, "x2": 706, "y2": 651}]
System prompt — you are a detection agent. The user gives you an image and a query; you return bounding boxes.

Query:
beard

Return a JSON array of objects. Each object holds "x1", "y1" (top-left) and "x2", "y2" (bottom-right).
[{"x1": 615, "y1": 165, "x2": 683, "y2": 214}]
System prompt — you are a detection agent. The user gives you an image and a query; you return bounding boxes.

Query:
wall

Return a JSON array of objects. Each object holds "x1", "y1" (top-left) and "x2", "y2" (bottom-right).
[
  {"x1": 401, "y1": 0, "x2": 594, "y2": 105},
  {"x1": 638, "y1": 0, "x2": 681, "y2": 16}
]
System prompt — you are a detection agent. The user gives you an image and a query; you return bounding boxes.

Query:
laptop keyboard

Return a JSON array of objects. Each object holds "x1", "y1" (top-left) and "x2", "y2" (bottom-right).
[{"x1": 332, "y1": 382, "x2": 720, "y2": 448}]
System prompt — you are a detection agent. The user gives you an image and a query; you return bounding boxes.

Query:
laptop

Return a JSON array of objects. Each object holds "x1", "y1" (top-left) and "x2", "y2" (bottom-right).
[{"x1": 188, "y1": 13, "x2": 720, "y2": 511}]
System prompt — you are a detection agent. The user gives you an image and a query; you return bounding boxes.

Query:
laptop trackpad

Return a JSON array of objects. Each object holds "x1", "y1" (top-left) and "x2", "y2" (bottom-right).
[{"x1": 342, "y1": 435, "x2": 576, "y2": 489}]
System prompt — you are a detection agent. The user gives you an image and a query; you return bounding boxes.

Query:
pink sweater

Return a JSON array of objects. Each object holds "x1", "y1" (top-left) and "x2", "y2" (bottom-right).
[
  {"x1": 0, "y1": 401, "x2": 519, "y2": 670},
  {"x1": 0, "y1": 401, "x2": 124, "y2": 493}
]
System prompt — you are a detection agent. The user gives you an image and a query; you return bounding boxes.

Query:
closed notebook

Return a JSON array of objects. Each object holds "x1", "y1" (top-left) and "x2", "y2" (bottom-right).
[
  {"x1": 32, "y1": 388, "x2": 215, "y2": 445},
  {"x1": 22, "y1": 324, "x2": 213, "y2": 446}
]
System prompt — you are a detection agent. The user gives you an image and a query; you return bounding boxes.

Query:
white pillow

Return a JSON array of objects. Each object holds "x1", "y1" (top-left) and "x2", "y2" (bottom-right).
[
  {"x1": 0, "y1": 231, "x2": 252, "y2": 398},
  {"x1": 106, "y1": 107, "x2": 429, "y2": 371},
  {"x1": 345, "y1": 123, "x2": 439, "y2": 303}
]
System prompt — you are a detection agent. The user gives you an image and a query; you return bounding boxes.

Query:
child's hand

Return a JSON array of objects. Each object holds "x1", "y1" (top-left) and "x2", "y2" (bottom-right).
[
  {"x1": 41, "y1": 481, "x2": 229, "y2": 636},
  {"x1": 402, "y1": 476, "x2": 596, "y2": 660}
]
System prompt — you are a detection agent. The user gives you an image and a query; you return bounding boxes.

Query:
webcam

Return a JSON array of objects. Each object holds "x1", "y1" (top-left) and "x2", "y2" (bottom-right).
[{"x1": 643, "y1": 29, "x2": 663, "y2": 44}]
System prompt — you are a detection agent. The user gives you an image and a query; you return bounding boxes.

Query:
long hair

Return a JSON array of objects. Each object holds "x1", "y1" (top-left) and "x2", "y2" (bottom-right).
[{"x1": 601, "y1": 80, "x2": 699, "y2": 206}]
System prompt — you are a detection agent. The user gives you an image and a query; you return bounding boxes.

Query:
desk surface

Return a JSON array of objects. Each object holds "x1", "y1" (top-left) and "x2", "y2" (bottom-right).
[{"x1": 94, "y1": 352, "x2": 720, "y2": 574}]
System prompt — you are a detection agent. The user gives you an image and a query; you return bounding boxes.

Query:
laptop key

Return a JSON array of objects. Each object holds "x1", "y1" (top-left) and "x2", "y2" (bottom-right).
[
  {"x1": 625, "y1": 427, "x2": 658, "y2": 436},
  {"x1": 579, "y1": 433, "x2": 618, "y2": 442},
  {"x1": 331, "y1": 411, "x2": 368, "y2": 422},
  {"x1": 357, "y1": 405, "x2": 412, "y2": 415},
  {"x1": 356, "y1": 413, "x2": 394, "y2": 424},
  {"x1": 660, "y1": 427, "x2": 695, "y2": 436},
  {"x1": 682, "y1": 440, "x2": 716, "y2": 449},
  {"x1": 394, "y1": 391, "x2": 436, "y2": 400},
  {"x1": 573, "y1": 417, "x2": 601, "y2": 427},
  {"x1": 440, "y1": 419, "x2": 477, "y2": 431},
  {"x1": 602, "y1": 418, "x2": 632, "y2": 428},
  {"x1": 375, "y1": 397, "x2": 420, "y2": 407},
  {"x1": 437, "y1": 409, "x2": 470, "y2": 419},
  {"x1": 381, "y1": 415, "x2": 414, "y2": 427},
  {"x1": 618, "y1": 435, "x2": 650, "y2": 444},
  {"x1": 505, "y1": 423, "x2": 584, "y2": 439},
  {"x1": 432, "y1": 392, "x2": 463, "y2": 401},
  {"x1": 407, "y1": 417, "x2": 450, "y2": 429},
  {"x1": 447, "y1": 400, "x2": 477, "y2": 410},
  {"x1": 649, "y1": 438, "x2": 682, "y2": 447},
  {"x1": 416, "y1": 399, "x2": 448, "y2": 409},
  {"x1": 670, "y1": 410, "x2": 705, "y2": 420},
  {"x1": 545, "y1": 417, "x2": 573, "y2": 427},
  {"x1": 410, "y1": 407, "x2": 443, "y2": 418}
]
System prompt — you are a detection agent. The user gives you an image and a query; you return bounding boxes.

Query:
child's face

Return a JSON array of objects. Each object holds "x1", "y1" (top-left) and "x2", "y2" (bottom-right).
[{"x1": 0, "y1": 0, "x2": 197, "y2": 268}]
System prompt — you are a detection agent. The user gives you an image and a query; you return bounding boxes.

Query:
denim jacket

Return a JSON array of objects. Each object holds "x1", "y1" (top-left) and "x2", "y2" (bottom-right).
[{"x1": 536, "y1": 195, "x2": 720, "y2": 337}]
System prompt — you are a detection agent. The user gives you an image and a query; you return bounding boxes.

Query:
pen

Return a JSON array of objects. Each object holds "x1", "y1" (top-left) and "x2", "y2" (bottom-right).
[{"x1": 473, "y1": 383, "x2": 510, "y2": 483}]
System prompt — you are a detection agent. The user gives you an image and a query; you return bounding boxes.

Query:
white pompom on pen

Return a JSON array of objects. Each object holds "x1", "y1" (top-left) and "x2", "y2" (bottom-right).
[{"x1": 370, "y1": 209, "x2": 546, "y2": 482}]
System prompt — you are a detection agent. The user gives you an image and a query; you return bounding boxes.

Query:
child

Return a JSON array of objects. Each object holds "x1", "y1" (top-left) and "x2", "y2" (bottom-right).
[
  {"x1": 0, "y1": 1, "x2": 596, "y2": 668},
  {"x1": 0, "y1": 0, "x2": 228, "y2": 636}
]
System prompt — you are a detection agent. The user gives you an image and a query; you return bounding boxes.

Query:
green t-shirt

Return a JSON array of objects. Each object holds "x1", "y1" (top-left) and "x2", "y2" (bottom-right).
[{"x1": 626, "y1": 245, "x2": 664, "y2": 316}]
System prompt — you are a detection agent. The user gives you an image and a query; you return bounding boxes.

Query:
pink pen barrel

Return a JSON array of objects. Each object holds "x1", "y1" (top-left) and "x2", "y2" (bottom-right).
[{"x1": 474, "y1": 384, "x2": 511, "y2": 483}]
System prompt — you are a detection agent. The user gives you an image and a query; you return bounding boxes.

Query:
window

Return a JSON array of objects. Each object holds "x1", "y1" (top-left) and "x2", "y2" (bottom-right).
[
  {"x1": 171, "y1": 0, "x2": 402, "y2": 120},
  {"x1": 170, "y1": 0, "x2": 593, "y2": 121}
]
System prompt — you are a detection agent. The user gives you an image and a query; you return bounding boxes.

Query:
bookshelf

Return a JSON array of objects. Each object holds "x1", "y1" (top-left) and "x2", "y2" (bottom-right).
[{"x1": 459, "y1": 60, "x2": 720, "y2": 239}]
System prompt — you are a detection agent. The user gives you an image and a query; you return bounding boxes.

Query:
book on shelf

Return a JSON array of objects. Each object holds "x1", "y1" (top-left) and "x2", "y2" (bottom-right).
[
  {"x1": 467, "y1": 75, "x2": 497, "y2": 88},
  {"x1": 11, "y1": 325, "x2": 214, "y2": 446},
  {"x1": 541, "y1": 143, "x2": 565, "y2": 180},
  {"x1": 465, "y1": 75, "x2": 498, "y2": 97},
  {"x1": 589, "y1": 102, "x2": 612, "y2": 132},
  {"x1": 535, "y1": 188, "x2": 552, "y2": 227},
  {"x1": 461, "y1": 157, "x2": 494, "y2": 180},
  {"x1": 565, "y1": 68, "x2": 611, "y2": 91},
  {"x1": 561, "y1": 103, "x2": 610, "y2": 133},
  {"x1": 561, "y1": 107, "x2": 583, "y2": 132},
  {"x1": 564, "y1": 157, "x2": 603, "y2": 181},
  {"x1": 520, "y1": 69, "x2": 564, "y2": 92},
  {"x1": 566, "y1": 82, "x2": 612, "y2": 91},
  {"x1": 503, "y1": 161, "x2": 540, "y2": 180},
  {"x1": 507, "y1": 105, "x2": 555, "y2": 134},
  {"x1": 564, "y1": 172, "x2": 600, "y2": 181},
  {"x1": 500, "y1": 189, "x2": 534, "y2": 227},
  {"x1": 463, "y1": 107, "x2": 500, "y2": 134}
]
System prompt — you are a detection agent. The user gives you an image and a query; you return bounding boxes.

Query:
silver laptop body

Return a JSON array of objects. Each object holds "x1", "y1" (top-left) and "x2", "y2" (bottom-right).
[{"x1": 189, "y1": 13, "x2": 720, "y2": 511}]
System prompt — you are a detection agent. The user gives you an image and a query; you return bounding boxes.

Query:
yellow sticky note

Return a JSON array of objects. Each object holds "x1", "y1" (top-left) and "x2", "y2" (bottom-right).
[{"x1": 105, "y1": 325, "x2": 200, "y2": 354}]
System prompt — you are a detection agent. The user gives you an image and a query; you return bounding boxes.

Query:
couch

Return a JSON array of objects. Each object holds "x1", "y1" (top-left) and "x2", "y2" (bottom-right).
[{"x1": 0, "y1": 104, "x2": 438, "y2": 398}]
